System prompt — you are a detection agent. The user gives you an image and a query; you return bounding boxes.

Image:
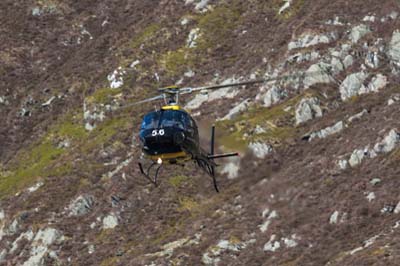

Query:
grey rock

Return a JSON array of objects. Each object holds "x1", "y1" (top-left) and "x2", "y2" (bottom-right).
[
  {"x1": 107, "y1": 67, "x2": 126, "y2": 89},
  {"x1": 388, "y1": 94, "x2": 400, "y2": 105},
  {"x1": 288, "y1": 32, "x2": 336, "y2": 50},
  {"x1": 309, "y1": 121, "x2": 344, "y2": 141},
  {"x1": 348, "y1": 109, "x2": 368, "y2": 123},
  {"x1": 278, "y1": 0, "x2": 292, "y2": 14},
  {"x1": 388, "y1": 30, "x2": 400, "y2": 66},
  {"x1": 102, "y1": 213, "x2": 119, "y2": 229},
  {"x1": 394, "y1": 201, "x2": 400, "y2": 214},
  {"x1": 364, "y1": 74, "x2": 387, "y2": 93},
  {"x1": 330, "y1": 57, "x2": 344, "y2": 74},
  {"x1": 249, "y1": 142, "x2": 273, "y2": 159},
  {"x1": 304, "y1": 63, "x2": 333, "y2": 88},
  {"x1": 68, "y1": 195, "x2": 94, "y2": 216},
  {"x1": 287, "y1": 51, "x2": 320, "y2": 64},
  {"x1": 8, "y1": 219, "x2": 19, "y2": 235},
  {"x1": 374, "y1": 129, "x2": 400, "y2": 153},
  {"x1": 187, "y1": 28, "x2": 200, "y2": 48},
  {"x1": 330, "y1": 211, "x2": 339, "y2": 224},
  {"x1": 0, "y1": 250, "x2": 6, "y2": 264},
  {"x1": 325, "y1": 16, "x2": 344, "y2": 26},
  {"x1": 349, "y1": 24, "x2": 371, "y2": 43},
  {"x1": 339, "y1": 72, "x2": 368, "y2": 101},
  {"x1": 185, "y1": 77, "x2": 240, "y2": 109},
  {"x1": 366, "y1": 192, "x2": 376, "y2": 202},
  {"x1": 259, "y1": 86, "x2": 286, "y2": 107},
  {"x1": 264, "y1": 234, "x2": 280, "y2": 252},
  {"x1": 349, "y1": 148, "x2": 367, "y2": 167},
  {"x1": 41, "y1": 96, "x2": 56, "y2": 107},
  {"x1": 363, "y1": 15, "x2": 376, "y2": 22},
  {"x1": 33, "y1": 228, "x2": 61, "y2": 246},
  {"x1": 0, "y1": 96, "x2": 9, "y2": 105},
  {"x1": 338, "y1": 159, "x2": 348, "y2": 170},
  {"x1": 343, "y1": 55, "x2": 354, "y2": 68},
  {"x1": 221, "y1": 99, "x2": 251, "y2": 120},
  {"x1": 220, "y1": 158, "x2": 240, "y2": 179},
  {"x1": 389, "y1": 11, "x2": 399, "y2": 20},
  {"x1": 11, "y1": 230, "x2": 34, "y2": 253},
  {"x1": 31, "y1": 7, "x2": 42, "y2": 16},
  {"x1": 370, "y1": 178, "x2": 381, "y2": 185},
  {"x1": 295, "y1": 97, "x2": 323, "y2": 125},
  {"x1": 22, "y1": 228, "x2": 62, "y2": 266},
  {"x1": 365, "y1": 51, "x2": 379, "y2": 68},
  {"x1": 20, "y1": 108, "x2": 31, "y2": 117}
]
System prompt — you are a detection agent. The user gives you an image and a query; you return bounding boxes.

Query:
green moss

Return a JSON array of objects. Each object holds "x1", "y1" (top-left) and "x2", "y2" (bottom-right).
[
  {"x1": 169, "y1": 175, "x2": 189, "y2": 188},
  {"x1": 159, "y1": 48, "x2": 194, "y2": 76},
  {"x1": 82, "y1": 117, "x2": 130, "y2": 152},
  {"x1": 130, "y1": 23, "x2": 161, "y2": 49},
  {"x1": 87, "y1": 88, "x2": 123, "y2": 104},
  {"x1": 0, "y1": 141, "x2": 65, "y2": 198},
  {"x1": 178, "y1": 196, "x2": 200, "y2": 212},
  {"x1": 217, "y1": 95, "x2": 300, "y2": 151},
  {"x1": 196, "y1": 4, "x2": 242, "y2": 50},
  {"x1": 52, "y1": 118, "x2": 88, "y2": 140},
  {"x1": 100, "y1": 257, "x2": 119, "y2": 266}
]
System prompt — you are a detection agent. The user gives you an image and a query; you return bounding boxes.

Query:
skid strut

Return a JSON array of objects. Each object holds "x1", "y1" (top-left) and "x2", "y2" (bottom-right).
[
  {"x1": 207, "y1": 125, "x2": 239, "y2": 192},
  {"x1": 138, "y1": 162, "x2": 162, "y2": 186}
]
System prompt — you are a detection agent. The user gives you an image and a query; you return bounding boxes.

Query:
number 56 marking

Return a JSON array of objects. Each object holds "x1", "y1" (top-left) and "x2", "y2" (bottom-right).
[{"x1": 152, "y1": 129, "x2": 165, "y2": 136}]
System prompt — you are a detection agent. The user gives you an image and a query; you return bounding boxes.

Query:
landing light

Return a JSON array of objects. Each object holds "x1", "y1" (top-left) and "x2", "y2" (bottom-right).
[{"x1": 157, "y1": 158, "x2": 163, "y2": 164}]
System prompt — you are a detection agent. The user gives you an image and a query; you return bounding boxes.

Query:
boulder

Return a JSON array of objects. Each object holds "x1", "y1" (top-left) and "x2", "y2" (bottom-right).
[
  {"x1": 348, "y1": 148, "x2": 367, "y2": 167},
  {"x1": 67, "y1": 195, "x2": 94, "y2": 216},
  {"x1": 349, "y1": 24, "x2": 370, "y2": 43},
  {"x1": 186, "y1": 28, "x2": 200, "y2": 48},
  {"x1": 221, "y1": 99, "x2": 251, "y2": 120},
  {"x1": 329, "y1": 211, "x2": 339, "y2": 224},
  {"x1": 264, "y1": 235, "x2": 280, "y2": 252},
  {"x1": 295, "y1": 97, "x2": 323, "y2": 125},
  {"x1": 220, "y1": 158, "x2": 240, "y2": 179},
  {"x1": 374, "y1": 129, "x2": 399, "y2": 153},
  {"x1": 339, "y1": 72, "x2": 368, "y2": 101},
  {"x1": 103, "y1": 213, "x2": 119, "y2": 229},
  {"x1": 107, "y1": 67, "x2": 126, "y2": 89},
  {"x1": 365, "y1": 51, "x2": 379, "y2": 68},
  {"x1": 309, "y1": 121, "x2": 344, "y2": 141},
  {"x1": 388, "y1": 30, "x2": 400, "y2": 66},
  {"x1": 343, "y1": 55, "x2": 354, "y2": 68},
  {"x1": 249, "y1": 142, "x2": 273, "y2": 159},
  {"x1": 288, "y1": 32, "x2": 336, "y2": 50},
  {"x1": 303, "y1": 63, "x2": 333, "y2": 88},
  {"x1": 259, "y1": 86, "x2": 286, "y2": 107},
  {"x1": 365, "y1": 74, "x2": 387, "y2": 93}
]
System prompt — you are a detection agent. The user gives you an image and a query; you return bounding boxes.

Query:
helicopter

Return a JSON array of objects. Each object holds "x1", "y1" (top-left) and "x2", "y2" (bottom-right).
[{"x1": 126, "y1": 70, "x2": 334, "y2": 192}]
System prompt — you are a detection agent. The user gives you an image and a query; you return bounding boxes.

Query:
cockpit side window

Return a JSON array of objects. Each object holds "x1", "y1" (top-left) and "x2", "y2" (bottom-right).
[{"x1": 141, "y1": 112, "x2": 160, "y2": 130}]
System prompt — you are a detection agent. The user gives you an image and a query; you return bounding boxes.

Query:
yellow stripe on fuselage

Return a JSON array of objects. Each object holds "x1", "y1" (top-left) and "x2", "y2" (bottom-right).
[{"x1": 149, "y1": 151, "x2": 191, "y2": 163}]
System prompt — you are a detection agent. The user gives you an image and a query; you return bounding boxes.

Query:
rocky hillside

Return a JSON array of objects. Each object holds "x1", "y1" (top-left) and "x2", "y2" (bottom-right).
[{"x1": 1, "y1": 0, "x2": 400, "y2": 265}]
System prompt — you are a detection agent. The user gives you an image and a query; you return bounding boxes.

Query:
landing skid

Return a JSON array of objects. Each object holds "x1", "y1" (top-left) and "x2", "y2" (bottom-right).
[
  {"x1": 138, "y1": 162, "x2": 162, "y2": 186},
  {"x1": 198, "y1": 125, "x2": 239, "y2": 193},
  {"x1": 138, "y1": 126, "x2": 238, "y2": 192}
]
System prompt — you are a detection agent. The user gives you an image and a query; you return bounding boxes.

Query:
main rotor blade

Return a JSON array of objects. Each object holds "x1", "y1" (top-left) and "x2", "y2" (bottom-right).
[
  {"x1": 179, "y1": 79, "x2": 266, "y2": 94},
  {"x1": 117, "y1": 94, "x2": 164, "y2": 110},
  {"x1": 179, "y1": 70, "x2": 334, "y2": 94}
]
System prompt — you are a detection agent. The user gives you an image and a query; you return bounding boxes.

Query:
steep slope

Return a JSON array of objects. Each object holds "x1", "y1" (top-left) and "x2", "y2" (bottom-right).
[{"x1": 1, "y1": 0, "x2": 400, "y2": 265}]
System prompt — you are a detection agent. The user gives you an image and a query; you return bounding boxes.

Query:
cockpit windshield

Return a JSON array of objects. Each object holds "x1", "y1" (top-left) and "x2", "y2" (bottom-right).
[
  {"x1": 160, "y1": 111, "x2": 185, "y2": 129},
  {"x1": 141, "y1": 110, "x2": 191, "y2": 130}
]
